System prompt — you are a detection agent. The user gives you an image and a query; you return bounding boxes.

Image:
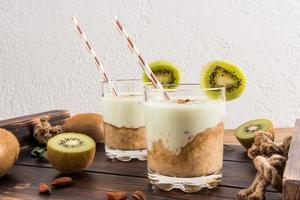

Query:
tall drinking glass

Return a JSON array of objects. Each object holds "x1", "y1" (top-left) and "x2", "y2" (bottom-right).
[
  {"x1": 144, "y1": 84, "x2": 225, "y2": 192},
  {"x1": 101, "y1": 79, "x2": 146, "y2": 161}
]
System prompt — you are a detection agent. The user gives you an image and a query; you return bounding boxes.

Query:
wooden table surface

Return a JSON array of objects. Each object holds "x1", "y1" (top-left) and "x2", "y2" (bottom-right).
[
  {"x1": 0, "y1": 128, "x2": 293, "y2": 200},
  {"x1": 224, "y1": 128, "x2": 293, "y2": 144}
]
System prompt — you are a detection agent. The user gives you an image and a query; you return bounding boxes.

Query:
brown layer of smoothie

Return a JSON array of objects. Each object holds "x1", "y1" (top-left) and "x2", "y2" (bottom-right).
[
  {"x1": 148, "y1": 123, "x2": 224, "y2": 177},
  {"x1": 104, "y1": 122, "x2": 146, "y2": 150}
]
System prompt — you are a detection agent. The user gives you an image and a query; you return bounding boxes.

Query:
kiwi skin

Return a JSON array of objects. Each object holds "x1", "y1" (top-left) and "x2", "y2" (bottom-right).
[
  {"x1": 47, "y1": 133, "x2": 96, "y2": 174},
  {"x1": 234, "y1": 119, "x2": 274, "y2": 150},
  {"x1": 0, "y1": 129, "x2": 20, "y2": 177},
  {"x1": 200, "y1": 60, "x2": 246, "y2": 101},
  {"x1": 63, "y1": 113, "x2": 104, "y2": 143},
  {"x1": 143, "y1": 60, "x2": 181, "y2": 89}
]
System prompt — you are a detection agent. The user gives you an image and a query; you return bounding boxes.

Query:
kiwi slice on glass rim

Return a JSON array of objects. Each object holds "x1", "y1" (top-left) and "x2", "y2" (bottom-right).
[
  {"x1": 143, "y1": 60, "x2": 181, "y2": 88},
  {"x1": 47, "y1": 133, "x2": 96, "y2": 174},
  {"x1": 200, "y1": 60, "x2": 246, "y2": 101},
  {"x1": 234, "y1": 119, "x2": 274, "y2": 149}
]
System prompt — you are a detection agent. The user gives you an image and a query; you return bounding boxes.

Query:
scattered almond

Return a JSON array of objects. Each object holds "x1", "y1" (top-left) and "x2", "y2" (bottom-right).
[
  {"x1": 176, "y1": 99, "x2": 191, "y2": 104},
  {"x1": 132, "y1": 191, "x2": 146, "y2": 200},
  {"x1": 176, "y1": 99, "x2": 185, "y2": 104},
  {"x1": 51, "y1": 177, "x2": 72, "y2": 188},
  {"x1": 107, "y1": 191, "x2": 127, "y2": 200},
  {"x1": 39, "y1": 183, "x2": 51, "y2": 194}
]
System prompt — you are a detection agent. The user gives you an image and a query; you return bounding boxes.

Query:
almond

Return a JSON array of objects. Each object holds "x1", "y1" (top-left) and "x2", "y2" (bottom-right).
[
  {"x1": 51, "y1": 177, "x2": 72, "y2": 188},
  {"x1": 176, "y1": 99, "x2": 191, "y2": 104},
  {"x1": 176, "y1": 99, "x2": 185, "y2": 104},
  {"x1": 39, "y1": 183, "x2": 51, "y2": 194},
  {"x1": 132, "y1": 191, "x2": 146, "y2": 200},
  {"x1": 107, "y1": 191, "x2": 127, "y2": 200}
]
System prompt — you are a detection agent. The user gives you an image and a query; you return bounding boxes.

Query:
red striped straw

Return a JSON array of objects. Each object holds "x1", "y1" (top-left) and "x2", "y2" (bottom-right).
[
  {"x1": 72, "y1": 17, "x2": 118, "y2": 96},
  {"x1": 113, "y1": 16, "x2": 170, "y2": 100}
]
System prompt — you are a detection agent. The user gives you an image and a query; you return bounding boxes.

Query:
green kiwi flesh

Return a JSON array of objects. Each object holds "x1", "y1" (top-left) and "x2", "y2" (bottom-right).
[
  {"x1": 47, "y1": 133, "x2": 96, "y2": 174},
  {"x1": 234, "y1": 119, "x2": 274, "y2": 149},
  {"x1": 200, "y1": 60, "x2": 246, "y2": 101},
  {"x1": 143, "y1": 60, "x2": 181, "y2": 88}
]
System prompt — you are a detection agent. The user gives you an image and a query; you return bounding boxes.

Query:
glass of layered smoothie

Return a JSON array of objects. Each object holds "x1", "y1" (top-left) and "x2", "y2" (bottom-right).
[
  {"x1": 101, "y1": 79, "x2": 146, "y2": 161},
  {"x1": 144, "y1": 84, "x2": 225, "y2": 192}
]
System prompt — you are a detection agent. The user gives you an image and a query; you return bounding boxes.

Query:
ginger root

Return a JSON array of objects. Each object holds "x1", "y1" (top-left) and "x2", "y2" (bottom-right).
[
  {"x1": 33, "y1": 116, "x2": 63, "y2": 144},
  {"x1": 237, "y1": 131, "x2": 291, "y2": 200},
  {"x1": 247, "y1": 131, "x2": 282, "y2": 159}
]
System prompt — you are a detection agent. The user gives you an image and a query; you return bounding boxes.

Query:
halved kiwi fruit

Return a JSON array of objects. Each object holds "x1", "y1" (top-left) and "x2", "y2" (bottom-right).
[
  {"x1": 47, "y1": 133, "x2": 96, "y2": 174},
  {"x1": 234, "y1": 119, "x2": 274, "y2": 149},
  {"x1": 143, "y1": 60, "x2": 181, "y2": 88},
  {"x1": 200, "y1": 60, "x2": 246, "y2": 101}
]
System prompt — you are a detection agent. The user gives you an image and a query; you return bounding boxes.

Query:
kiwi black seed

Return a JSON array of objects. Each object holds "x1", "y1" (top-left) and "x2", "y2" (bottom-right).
[
  {"x1": 234, "y1": 119, "x2": 274, "y2": 149},
  {"x1": 47, "y1": 133, "x2": 96, "y2": 174},
  {"x1": 58, "y1": 138, "x2": 84, "y2": 148},
  {"x1": 200, "y1": 60, "x2": 246, "y2": 101},
  {"x1": 143, "y1": 60, "x2": 181, "y2": 89}
]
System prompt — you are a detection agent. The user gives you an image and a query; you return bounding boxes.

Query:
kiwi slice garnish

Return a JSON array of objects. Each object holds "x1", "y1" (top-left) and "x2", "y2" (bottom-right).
[
  {"x1": 47, "y1": 133, "x2": 96, "y2": 174},
  {"x1": 234, "y1": 119, "x2": 274, "y2": 149},
  {"x1": 200, "y1": 60, "x2": 246, "y2": 101},
  {"x1": 143, "y1": 60, "x2": 181, "y2": 88}
]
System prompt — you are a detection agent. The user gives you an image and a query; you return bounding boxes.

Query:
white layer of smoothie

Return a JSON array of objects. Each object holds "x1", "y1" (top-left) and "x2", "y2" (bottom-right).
[
  {"x1": 102, "y1": 94, "x2": 144, "y2": 129},
  {"x1": 144, "y1": 98, "x2": 225, "y2": 154}
]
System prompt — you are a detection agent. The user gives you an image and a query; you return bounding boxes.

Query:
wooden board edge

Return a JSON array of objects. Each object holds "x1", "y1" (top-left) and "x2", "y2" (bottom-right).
[
  {"x1": 0, "y1": 110, "x2": 70, "y2": 127},
  {"x1": 283, "y1": 180, "x2": 300, "y2": 200},
  {"x1": 283, "y1": 119, "x2": 300, "y2": 200},
  {"x1": 0, "y1": 110, "x2": 71, "y2": 147}
]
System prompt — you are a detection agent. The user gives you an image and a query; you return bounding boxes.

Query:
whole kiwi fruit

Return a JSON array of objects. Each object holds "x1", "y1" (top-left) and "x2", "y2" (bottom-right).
[
  {"x1": 47, "y1": 133, "x2": 96, "y2": 174},
  {"x1": 63, "y1": 113, "x2": 104, "y2": 143},
  {"x1": 0, "y1": 128, "x2": 20, "y2": 177}
]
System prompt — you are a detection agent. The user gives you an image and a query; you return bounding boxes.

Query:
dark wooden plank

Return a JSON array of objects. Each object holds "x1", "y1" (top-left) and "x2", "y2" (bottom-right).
[
  {"x1": 0, "y1": 165, "x2": 281, "y2": 200},
  {"x1": 15, "y1": 144, "x2": 279, "y2": 192},
  {"x1": 283, "y1": 119, "x2": 300, "y2": 200},
  {"x1": 0, "y1": 110, "x2": 287, "y2": 199},
  {"x1": 0, "y1": 110, "x2": 70, "y2": 147},
  {"x1": 223, "y1": 145, "x2": 250, "y2": 163}
]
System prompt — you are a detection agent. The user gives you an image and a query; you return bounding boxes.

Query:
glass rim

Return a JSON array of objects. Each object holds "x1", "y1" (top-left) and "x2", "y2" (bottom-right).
[
  {"x1": 144, "y1": 83, "x2": 226, "y2": 92},
  {"x1": 102, "y1": 78, "x2": 142, "y2": 84}
]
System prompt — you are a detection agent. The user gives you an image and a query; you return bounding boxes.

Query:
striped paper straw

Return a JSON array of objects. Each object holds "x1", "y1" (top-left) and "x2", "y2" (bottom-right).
[
  {"x1": 113, "y1": 16, "x2": 170, "y2": 100},
  {"x1": 72, "y1": 17, "x2": 118, "y2": 96}
]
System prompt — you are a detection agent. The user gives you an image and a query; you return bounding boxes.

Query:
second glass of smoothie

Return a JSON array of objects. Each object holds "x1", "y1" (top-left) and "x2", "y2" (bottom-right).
[
  {"x1": 144, "y1": 84, "x2": 226, "y2": 192},
  {"x1": 101, "y1": 79, "x2": 146, "y2": 161}
]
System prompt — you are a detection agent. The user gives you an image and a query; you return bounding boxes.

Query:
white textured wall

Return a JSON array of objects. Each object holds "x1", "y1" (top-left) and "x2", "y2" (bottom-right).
[{"x1": 1, "y1": 0, "x2": 300, "y2": 128}]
